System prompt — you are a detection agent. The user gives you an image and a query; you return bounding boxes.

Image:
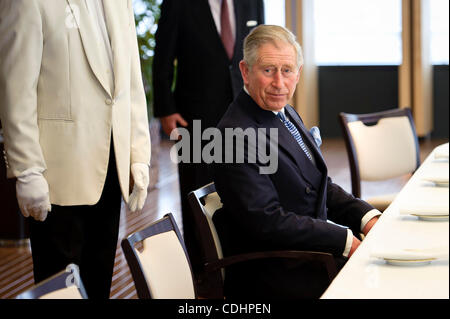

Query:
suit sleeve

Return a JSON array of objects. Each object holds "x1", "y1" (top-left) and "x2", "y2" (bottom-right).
[
  {"x1": 257, "y1": 0, "x2": 265, "y2": 24},
  {"x1": 212, "y1": 144, "x2": 349, "y2": 256},
  {"x1": 326, "y1": 177, "x2": 375, "y2": 235},
  {"x1": 128, "y1": 0, "x2": 151, "y2": 165},
  {"x1": 152, "y1": 0, "x2": 180, "y2": 118},
  {"x1": 295, "y1": 116, "x2": 374, "y2": 236},
  {"x1": 0, "y1": 0, "x2": 47, "y2": 178}
]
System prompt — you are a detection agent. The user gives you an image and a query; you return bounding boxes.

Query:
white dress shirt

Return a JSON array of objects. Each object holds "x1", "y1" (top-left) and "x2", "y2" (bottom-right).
[{"x1": 208, "y1": 0, "x2": 236, "y2": 41}]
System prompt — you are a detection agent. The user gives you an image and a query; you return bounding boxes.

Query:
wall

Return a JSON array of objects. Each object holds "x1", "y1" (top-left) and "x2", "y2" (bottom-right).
[{"x1": 318, "y1": 65, "x2": 448, "y2": 138}]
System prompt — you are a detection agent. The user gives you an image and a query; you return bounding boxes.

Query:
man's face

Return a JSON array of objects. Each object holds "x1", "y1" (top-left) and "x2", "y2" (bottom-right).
[{"x1": 240, "y1": 41, "x2": 301, "y2": 112}]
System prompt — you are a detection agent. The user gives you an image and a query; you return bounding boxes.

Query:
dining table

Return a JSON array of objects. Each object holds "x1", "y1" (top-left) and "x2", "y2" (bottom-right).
[{"x1": 321, "y1": 143, "x2": 449, "y2": 299}]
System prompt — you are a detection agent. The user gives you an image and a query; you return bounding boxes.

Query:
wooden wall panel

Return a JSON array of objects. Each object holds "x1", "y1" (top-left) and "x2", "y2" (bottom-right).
[
  {"x1": 285, "y1": 0, "x2": 319, "y2": 128},
  {"x1": 400, "y1": 0, "x2": 433, "y2": 137}
]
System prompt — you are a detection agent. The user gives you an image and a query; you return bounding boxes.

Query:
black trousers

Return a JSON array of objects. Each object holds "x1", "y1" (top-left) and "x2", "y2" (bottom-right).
[
  {"x1": 224, "y1": 256, "x2": 348, "y2": 299},
  {"x1": 29, "y1": 144, "x2": 122, "y2": 299}
]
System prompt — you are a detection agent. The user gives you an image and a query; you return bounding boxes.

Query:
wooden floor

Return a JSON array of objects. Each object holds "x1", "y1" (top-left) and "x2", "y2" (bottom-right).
[{"x1": 0, "y1": 137, "x2": 446, "y2": 299}]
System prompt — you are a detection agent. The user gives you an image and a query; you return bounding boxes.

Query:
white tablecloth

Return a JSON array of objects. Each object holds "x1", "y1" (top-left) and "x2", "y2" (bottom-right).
[{"x1": 321, "y1": 143, "x2": 449, "y2": 299}]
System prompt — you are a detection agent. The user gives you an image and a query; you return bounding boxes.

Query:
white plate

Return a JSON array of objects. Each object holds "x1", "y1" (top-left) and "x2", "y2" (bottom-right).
[
  {"x1": 422, "y1": 177, "x2": 449, "y2": 187},
  {"x1": 422, "y1": 180, "x2": 449, "y2": 187},
  {"x1": 434, "y1": 144, "x2": 449, "y2": 159},
  {"x1": 411, "y1": 214, "x2": 449, "y2": 221},
  {"x1": 384, "y1": 258, "x2": 435, "y2": 266},
  {"x1": 434, "y1": 182, "x2": 449, "y2": 187}
]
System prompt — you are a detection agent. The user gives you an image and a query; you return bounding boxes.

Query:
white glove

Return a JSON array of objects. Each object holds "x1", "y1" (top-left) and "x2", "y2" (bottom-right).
[
  {"x1": 128, "y1": 163, "x2": 149, "y2": 212},
  {"x1": 16, "y1": 169, "x2": 51, "y2": 222}
]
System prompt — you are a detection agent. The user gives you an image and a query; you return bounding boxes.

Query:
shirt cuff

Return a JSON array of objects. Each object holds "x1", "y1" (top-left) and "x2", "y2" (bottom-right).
[
  {"x1": 17, "y1": 167, "x2": 45, "y2": 183},
  {"x1": 342, "y1": 229, "x2": 353, "y2": 257},
  {"x1": 360, "y1": 209, "x2": 382, "y2": 231},
  {"x1": 131, "y1": 162, "x2": 150, "y2": 168}
]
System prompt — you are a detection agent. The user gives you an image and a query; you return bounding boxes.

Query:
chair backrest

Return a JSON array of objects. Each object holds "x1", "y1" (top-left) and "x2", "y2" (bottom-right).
[
  {"x1": 188, "y1": 182, "x2": 224, "y2": 262},
  {"x1": 188, "y1": 182, "x2": 226, "y2": 297},
  {"x1": 339, "y1": 108, "x2": 420, "y2": 198},
  {"x1": 121, "y1": 213, "x2": 196, "y2": 299},
  {"x1": 15, "y1": 264, "x2": 87, "y2": 299}
]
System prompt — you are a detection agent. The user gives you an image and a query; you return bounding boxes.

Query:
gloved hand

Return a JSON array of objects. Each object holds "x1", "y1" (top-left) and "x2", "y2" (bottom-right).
[
  {"x1": 16, "y1": 170, "x2": 51, "y2": 222},
  {"x1": 128, "y1": 163, "x2": 149, "y2": 212}
]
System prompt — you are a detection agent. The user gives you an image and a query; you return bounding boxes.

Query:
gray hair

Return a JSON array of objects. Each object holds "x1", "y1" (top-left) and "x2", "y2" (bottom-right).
[{"x1": 243, "y1": 25, "x2": 303, "y2": 70}]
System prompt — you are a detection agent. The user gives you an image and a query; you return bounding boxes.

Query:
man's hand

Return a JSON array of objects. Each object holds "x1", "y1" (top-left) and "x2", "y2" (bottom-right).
[
  {"x1": 160, "y1": 113, "x2": 188, "y2": 138},
  {"x1": 348, "y1": 236, "x2": 361, "y2": 258},
  {"x1": 362, "y1": 216, "x2": 379, "y2": 236},
  {"x1": 16, "y1": 171, "x2": 51, "y2": 222},
  {"x1": 128, "y1": 163, "x2": 149, "y2": 212}
]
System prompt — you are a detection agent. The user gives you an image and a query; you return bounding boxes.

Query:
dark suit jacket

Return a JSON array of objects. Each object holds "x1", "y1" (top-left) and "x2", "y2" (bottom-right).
[
  {"x1": 211, "y1": 90, "x2": 374, "y2": 298},
  {"x1": 153, "y1": 0, "x2": 265, "y2": 129}
]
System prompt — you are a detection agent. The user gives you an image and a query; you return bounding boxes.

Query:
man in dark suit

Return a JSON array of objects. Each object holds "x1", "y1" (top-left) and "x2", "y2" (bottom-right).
[
  {"x1": 152, "y1": 0, "x2": 265, "y2": 281},
  {"x1": 211, "y1": 25, "x2": 381, "y2": 298}
]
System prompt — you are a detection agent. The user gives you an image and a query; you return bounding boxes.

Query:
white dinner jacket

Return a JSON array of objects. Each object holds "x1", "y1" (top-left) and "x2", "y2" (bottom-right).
[{"x1": 0, "y1": 0, "x2": 151, "y2": 205}]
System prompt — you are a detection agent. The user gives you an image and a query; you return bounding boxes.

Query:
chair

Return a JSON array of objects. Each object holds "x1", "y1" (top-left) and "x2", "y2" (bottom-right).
[
  {"x1": 15, "y1": 263, "x2": 87, "y2": 299},
  {"x1": 121, "y1": 213, "x2": 196, "y2": 299},
  {"x1": 188, "y1": 182, "x2": 338, "y2": 299},
  {"x1": 339, "y1": 108, "x2": 420, "y2": 211}
]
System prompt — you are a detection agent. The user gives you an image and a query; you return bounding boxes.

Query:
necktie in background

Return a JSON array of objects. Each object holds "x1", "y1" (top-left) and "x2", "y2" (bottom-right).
[
  {"x1": 277, "y1": 112, "x2": 313, "y2": 162},
  {"x1": 221, "y1": 0, "x2": 234, "y2": 60}
]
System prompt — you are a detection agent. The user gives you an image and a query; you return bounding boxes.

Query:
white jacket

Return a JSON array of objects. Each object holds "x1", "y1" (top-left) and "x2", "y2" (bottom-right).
[{"x1": 0, "y1": 0, "x2": 151, "y2": 205}]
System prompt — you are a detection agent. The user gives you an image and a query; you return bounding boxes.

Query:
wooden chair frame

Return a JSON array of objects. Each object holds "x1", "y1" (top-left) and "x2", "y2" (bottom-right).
[
  {"x1": 339, "y1": 108, "x2": 420, "y2": 198},
  {"x1": 121, "y1": 213, "x2": 196, "y2": 299},
  {"x1": 15, "y1": 263, "x2": 87, "y2": 299},
  {"x1": 188, "y1": 182, "x2": 338, "y2": 299}
]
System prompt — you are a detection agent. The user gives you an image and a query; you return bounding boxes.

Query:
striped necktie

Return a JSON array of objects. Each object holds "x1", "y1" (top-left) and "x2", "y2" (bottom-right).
[
  {"x1": 277, "y1": 112, "x2": 313, "y2": 161},
  {"x1": 220, "y1": 0, "x2": 234, "y2": 60}
]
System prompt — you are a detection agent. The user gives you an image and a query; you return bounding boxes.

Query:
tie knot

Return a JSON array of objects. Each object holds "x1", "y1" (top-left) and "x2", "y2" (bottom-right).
[{"x1": 276, "y1": 112, "x2": 287, "y2": 122}]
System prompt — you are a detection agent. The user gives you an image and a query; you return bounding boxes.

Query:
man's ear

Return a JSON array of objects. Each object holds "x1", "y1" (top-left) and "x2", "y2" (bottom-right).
[
  {"x1": 239, "y1": 60, "x2": 249, "y2": 85},
  {"x1": 295, "y1": 65, "x2": 303, "y2": 84}
]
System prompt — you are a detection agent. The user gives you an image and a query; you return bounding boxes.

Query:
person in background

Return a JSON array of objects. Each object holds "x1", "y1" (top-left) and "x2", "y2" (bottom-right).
[
  {"x1": 152, "y1": 0, "x2": 265, "y2": 288},
  {"x1": 211, "y1": 25, "x2": 380, "y2": 298},
  {"x1": 0, "y1": 0, "x2": 151, "y2": 299}
]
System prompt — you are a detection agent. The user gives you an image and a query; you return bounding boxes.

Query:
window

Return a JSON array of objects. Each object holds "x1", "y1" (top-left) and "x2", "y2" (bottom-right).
[
  {"x1": 313, "y1": 0, "x2": 402, "y2": 65},
  {"x1": 264, "y1": 0, "x2": 285, "y2": 27},
  {"x1": 430, "y1": 0, "x2": 449, "y2": 65},
  {"x1": 134, "y1": 0, "x2": 161, "y2": 36}
]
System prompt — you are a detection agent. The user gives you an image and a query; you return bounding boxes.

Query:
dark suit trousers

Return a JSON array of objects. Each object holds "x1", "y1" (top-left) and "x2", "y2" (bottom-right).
[
  {"x1": 224, "y1": 255, "x2": 348, "y2": 299},
  {"x1": 29, "y1": 142, "x2": 122, "y2": 299}
]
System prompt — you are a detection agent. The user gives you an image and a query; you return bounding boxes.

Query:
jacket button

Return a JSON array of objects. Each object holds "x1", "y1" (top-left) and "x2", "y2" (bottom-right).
[
  {"x1": 305, "y1": 186, "x2": 311, "y2": 194},
  {"x1": 105, "y1": 98, "x2": 113, "y2": 105}
]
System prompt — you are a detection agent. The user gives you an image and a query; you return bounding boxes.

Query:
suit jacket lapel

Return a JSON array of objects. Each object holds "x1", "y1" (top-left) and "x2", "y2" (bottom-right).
[
  {"x1": 66, "y1": 0, "x2": 112, "y2": 97},
  {"x1": 278, "y1": 121, "x2": 323, "y2": 189},
  {"x1": 102, "y1": 0, "x2": 128, "y2": 99},
  {"x1": 285, "y1": 106, "x2": 327, "y2": 171},
  {"x1": 232, "y1": 0, "x2": 242, "y2": 62},
  {"x1": 285, "y1": 106, "x2": 329, "y2": 216},
  {"x1": 272, "y1": 116, "x2": 309, "y2": 176}
]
